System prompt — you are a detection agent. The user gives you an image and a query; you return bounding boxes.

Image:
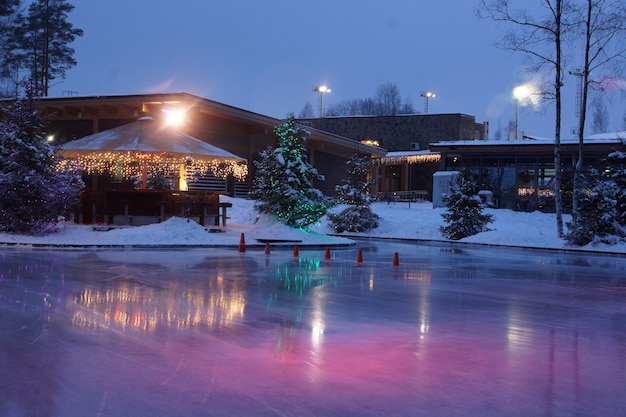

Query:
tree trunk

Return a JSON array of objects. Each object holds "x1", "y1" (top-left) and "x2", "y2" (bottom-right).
[
  {"x1": 573, "y1": 0, "x2": 594, "y2": 223},
  {"x1": 554, "y1": 0, "x2": 564, "y2": 238}
]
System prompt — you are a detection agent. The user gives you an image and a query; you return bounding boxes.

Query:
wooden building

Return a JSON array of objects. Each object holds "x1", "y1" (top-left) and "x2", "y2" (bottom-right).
[
  {"x1": 38, "y1": 92, "x2": 386, "y2": 197},
  {"x1": 429, "y1": 135, "x2": 626, "y2": 212}
]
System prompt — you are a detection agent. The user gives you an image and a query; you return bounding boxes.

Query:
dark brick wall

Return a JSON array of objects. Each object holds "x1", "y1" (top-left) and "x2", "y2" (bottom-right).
[{"x1": 298, "y1": 114, "x2": 484, "y2": 151}]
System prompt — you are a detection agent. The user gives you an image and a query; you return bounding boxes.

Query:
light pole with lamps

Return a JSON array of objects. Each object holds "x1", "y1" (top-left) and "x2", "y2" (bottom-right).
[
  {"x1": 420, "y1": 91, "x2": 435, "y2": 114},
  {"x1": 314, "y1": 85, "x2": 331, "y2": 118},
  {"x1": 512, "y1": 84, "x2": 531, "y2": 139}
]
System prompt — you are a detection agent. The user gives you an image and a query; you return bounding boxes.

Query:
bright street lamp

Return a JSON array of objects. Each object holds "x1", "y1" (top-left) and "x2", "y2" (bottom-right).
[
  {"x1": 512, "y1": 84, "x2": 532, "y2": 139},
  {"x1": 313, "y1": 85, "x2": 331, "y2": 118},
  {"x1": 420, "y1": 91, "x2": 435, "y2": 114}
]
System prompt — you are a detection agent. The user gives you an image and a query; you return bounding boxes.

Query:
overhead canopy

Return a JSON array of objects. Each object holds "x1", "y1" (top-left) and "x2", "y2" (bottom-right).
[{"x1": 56, "y1": 117, "x2": 248, "y2": 184}]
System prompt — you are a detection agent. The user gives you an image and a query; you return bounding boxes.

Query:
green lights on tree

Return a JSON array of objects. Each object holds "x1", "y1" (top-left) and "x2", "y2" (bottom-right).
[{"x1": 250, "y1": 115, "x2": 334, "y2": 228}]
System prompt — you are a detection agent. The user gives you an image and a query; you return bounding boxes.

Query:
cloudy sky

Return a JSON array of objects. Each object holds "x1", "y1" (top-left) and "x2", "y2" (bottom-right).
[{"x1": 49, "y1": 0, "x2": 626, "y2": 138}]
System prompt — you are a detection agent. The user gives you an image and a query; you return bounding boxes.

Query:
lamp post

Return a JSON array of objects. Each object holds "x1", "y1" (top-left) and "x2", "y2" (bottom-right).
[
  {"x1": 314, "y1": 85, "x2": 331, "y2": 118},
  {"x1": 512, "y1": 84, "x2": 531, "y2": 139},
  {"x1": 420, "y1": 91, "x2": 435, "y2": 114}
]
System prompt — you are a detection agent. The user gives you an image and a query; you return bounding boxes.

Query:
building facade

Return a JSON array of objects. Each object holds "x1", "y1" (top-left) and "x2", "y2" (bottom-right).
[
  {"x1": 430, "y1": 136, "x2": 626, "y2": 212},
  {"x1": 34, "y1": 92, "x2": 386, "y2": 197},
  {"x1": 298, "y1": 113, "x2": 486, "y2": 151}
]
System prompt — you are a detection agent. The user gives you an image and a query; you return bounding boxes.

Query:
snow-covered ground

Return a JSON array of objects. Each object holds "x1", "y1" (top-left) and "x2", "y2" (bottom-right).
[{"x1": 0, "y1": 196, "x2": 624, "y2": 253}]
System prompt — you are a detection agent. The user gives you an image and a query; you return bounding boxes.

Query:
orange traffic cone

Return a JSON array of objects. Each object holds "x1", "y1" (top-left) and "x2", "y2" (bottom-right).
[
  {"x1": 293, "y1": 244, "x2": 299, "y2": 257},
  {"x1": 238, "y1": 233, "x2": 246, "y2": 252},
  {"x1": 265, "y1": 242, "x2": 270, "y2": 255},
  {"x1": 393, "y1": 252, "x2": 399, "y2": 266},
  {"x1": 357, "y1": 249, "x2": 363, "y2": 263},
  {"x1": 324, "y1": 246, "x2": 331, "y2": 260}
]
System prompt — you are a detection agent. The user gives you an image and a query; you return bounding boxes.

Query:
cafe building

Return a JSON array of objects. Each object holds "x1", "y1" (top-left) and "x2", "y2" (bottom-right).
[{"x1": 36, "y1": 92, "x2": 385, "y2": 224}]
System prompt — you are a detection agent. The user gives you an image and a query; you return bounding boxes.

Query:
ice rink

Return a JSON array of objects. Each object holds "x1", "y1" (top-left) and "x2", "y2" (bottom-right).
[{"x1": 1, "y1": 242, "x2": 625, "y2": 416}]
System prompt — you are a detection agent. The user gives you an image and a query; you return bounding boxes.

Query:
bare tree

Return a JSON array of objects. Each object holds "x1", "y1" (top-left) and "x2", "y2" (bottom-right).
[
  {"x1": 570, "y1": 0, "x2": 626, "y2": 218},
  {"x1": 323, "y1": 83, "x2": 414, "y2": 117},
  {"x1": 375, "y1": 82, "x2": 402, "y2": 116},
  {"x1": 478, "y1": 0, "x2": 572, "y2": 237},
  {"x1": 590, "y1": 95, "x2": 609, "y2": 133},
  {"x1": 298, "y1": 101, "x2": 315, "y2": 119}
]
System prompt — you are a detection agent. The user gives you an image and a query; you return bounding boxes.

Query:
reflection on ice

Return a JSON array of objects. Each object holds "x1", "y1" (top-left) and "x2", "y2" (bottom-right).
[
  {"x1": 0, "y1": 245, "x2": 625, "y2": 417},
  {"x1": 69, "y1": 273, "x2": 246, "y2": 333}
]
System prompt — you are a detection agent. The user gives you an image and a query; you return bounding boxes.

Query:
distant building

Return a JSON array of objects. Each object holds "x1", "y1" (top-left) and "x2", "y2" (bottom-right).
[
  {"x1": 430, "y1": 134, "x2": 626, "y2": 212},
  {"x1": 298, "y1": 114, "x2": 485, "y2": 200},
  {"x1": 297, "y1": 114, "x2": 486, "y2": 151}
]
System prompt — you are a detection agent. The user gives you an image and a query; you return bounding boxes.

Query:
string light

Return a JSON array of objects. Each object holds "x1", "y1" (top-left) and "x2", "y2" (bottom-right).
[
  {"x1": 375, "y1": 153, "x2": 441, "y2": 166},
  {"x1": 55, "y1": 152, "x2": 248, "y2": 181}
]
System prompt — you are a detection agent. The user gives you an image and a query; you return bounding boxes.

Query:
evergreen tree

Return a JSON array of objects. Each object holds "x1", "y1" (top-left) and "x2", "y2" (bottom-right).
[
  {"x1": 565, "y1": 167, "x2": 624, "y2": 246},
  {"x1": 440, "y1": 169, "x2": 493, "y2": 240},
  {"x1": 250, "y1": 115, "x2": 334, "y2": 228},
  {"x1": 328, "y1": 154, "x2": 379, "y2": 233},
  {"x1": 0, "y1": 0, "x2": 21, "y2": 96},
  {"x1": 0, "y1": 80, "x2": 83, "y2": 233},
  {"x1": 606, "y1": 150, "x2": 626, "y2": 227},
  {"x1": 3, "y1": 0, "x2": 83, "y2": 96}
]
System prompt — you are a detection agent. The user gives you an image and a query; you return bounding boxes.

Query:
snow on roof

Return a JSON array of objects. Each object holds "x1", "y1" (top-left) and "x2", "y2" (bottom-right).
[
  {"x1": 385, "y1": 150, "x2": 439, "y2": 157},
  {"x1": 431, "y1": 132, "x2": 625, "y2": 147}
]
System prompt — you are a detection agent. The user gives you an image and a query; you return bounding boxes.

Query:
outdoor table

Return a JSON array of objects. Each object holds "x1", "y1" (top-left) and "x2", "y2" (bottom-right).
[{"x1": 218, "y1": 202, "x2": 232, "y2": 226}]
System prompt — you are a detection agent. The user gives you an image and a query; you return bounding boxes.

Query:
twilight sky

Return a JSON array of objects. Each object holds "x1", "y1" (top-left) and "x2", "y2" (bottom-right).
[{"x1": 49, "y1": 0, "x2": 626, "y2": 139}]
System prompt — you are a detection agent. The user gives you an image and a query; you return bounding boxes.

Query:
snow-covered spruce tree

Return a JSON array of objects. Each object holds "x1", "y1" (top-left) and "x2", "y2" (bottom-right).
[
  {"x1": 250, "y1": 115, "x2": 334, "y2": 228},
  {"x1": 0, "y1": 80, "x2": 83, "y2": 233},
  {"x1": 440, "y1": 169, "x2": 493, "y2": 240},
  {"x1": 565, "y1": 168, "x2": 623, "y2": 246},
  {"x1": 606, "y1": 150, "x2": 626, "y2": 228},
  {"x1": 328, "y1": 154, "x2": 379, "y2": 233}
]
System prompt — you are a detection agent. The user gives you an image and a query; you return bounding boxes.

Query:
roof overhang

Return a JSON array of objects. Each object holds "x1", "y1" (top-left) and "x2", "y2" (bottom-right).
[{"x1": 33, "y1": 92, "x2": 386, "y2": 157}]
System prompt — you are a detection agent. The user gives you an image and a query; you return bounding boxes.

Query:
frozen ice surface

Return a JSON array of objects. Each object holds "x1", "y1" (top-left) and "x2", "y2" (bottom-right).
[{"x1": 0, "y1": 243, "x2": 625, "y2": 416}]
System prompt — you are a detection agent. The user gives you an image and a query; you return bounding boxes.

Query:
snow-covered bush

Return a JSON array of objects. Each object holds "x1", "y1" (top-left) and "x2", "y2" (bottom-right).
[
  {"x1": 0, "y1": 81, "x2": 84, "y2": 233},
  {"x1": 328, "y1": 205, "x2": 379, "y2": 233},
  {"x1": 328, "y1": 154, "x2": 379, "y2": 233},
  {"x1": 249, "y1": 115, "x2": 334, "y2": 228},
  {"x1": 440, "y1": 169, "x2": 493, "y2": 240}
]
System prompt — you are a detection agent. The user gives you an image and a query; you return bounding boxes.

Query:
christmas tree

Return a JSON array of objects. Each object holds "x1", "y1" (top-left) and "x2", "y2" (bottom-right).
[
  {"x1": 440, "y1": 169, "x2": 492, "y2": 240},
  {"x1": 0, "y1": 81, "x2": 83, "y2": 233},
  {"x1": 565, "y1": 151, "x2": 626, "y2": 246},
  {"x1": 328, "y1": 154, "x2": 379, "y2": 232},
  {"x1": 250, "y1": 115, "x2": 334, "y2": 228}
]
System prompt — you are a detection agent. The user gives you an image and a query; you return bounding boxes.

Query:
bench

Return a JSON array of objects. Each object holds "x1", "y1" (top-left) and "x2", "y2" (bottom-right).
[{"x1": 385, "y1": 190, "x2": 429, "y2": 203}]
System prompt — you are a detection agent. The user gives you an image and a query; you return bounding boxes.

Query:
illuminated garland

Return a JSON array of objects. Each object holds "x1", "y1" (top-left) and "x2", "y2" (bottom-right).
[
  {"x1": 55, "y1": 152, "x2": 248, "y2": 180},
  {"x1": 375, "y1": 153, "x2": 441, "y2": 165}
]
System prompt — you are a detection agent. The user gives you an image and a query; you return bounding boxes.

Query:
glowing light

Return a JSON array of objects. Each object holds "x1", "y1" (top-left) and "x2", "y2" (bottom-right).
[
  {"x1": 361, "y1": 139, "x2": 380, "y2": 147},
  {"x1": 163, "y1": 108, "x2": 186, "y2": 126},
  {"x1": 512, "y1": 82, "x2": 540, "y2": 108},
  {"x1": 513, "y1": 85, "x2": 531, "y2": 102},
  {"x1": 179, "y1": 164, "x2": 188, "y2": 191},
  {"x1": 376, "y1": 153, "x2": 441, "y2": 166},
  {"x1": 55, "y1": 152, "x2": 248, "y2": 182},
  {"x1": 420, "y1": 91, "x2": 436, "y2": 113},
  {"x1": 313, "y1": 85, "x2": 331, "y2": 117}
]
